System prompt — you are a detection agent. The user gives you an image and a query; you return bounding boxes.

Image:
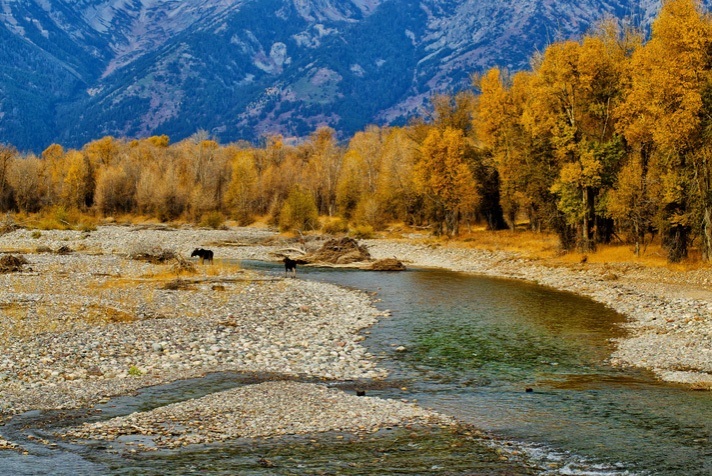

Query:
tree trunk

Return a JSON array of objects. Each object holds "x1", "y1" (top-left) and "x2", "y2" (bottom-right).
[
  {"x1": 634, "y1": 221, "x2": 641, "y2": 257},
  {"x1": 703, "y1": 207, "x2": 712, "y2": 261},
  {"x1": 581, "y1": 188, "x2": 592, "y2": 253},
  {"x1": 666, "y1": 224, "x2": 688, "y2": 263}
]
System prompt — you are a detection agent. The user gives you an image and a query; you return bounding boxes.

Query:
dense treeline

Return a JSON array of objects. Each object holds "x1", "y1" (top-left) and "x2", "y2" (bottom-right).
[
  {"x1": 474, "y1": 0, "x2": 712, "y2": 262},
  {"x1": 2, "y1": 0, "x2": 712, "y2": 262}
]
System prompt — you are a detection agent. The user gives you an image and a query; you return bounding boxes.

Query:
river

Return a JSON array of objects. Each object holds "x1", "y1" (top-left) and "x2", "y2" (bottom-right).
[
  {"x1": 290, "y1": 265, "x2": 711, "y2": 475},
  {"x1": 0, "y1": 263, "x2": 709, "y2": 475}
]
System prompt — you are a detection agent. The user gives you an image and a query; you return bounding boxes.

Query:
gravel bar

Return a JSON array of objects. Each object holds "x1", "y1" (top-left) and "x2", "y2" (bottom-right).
[{"x1": 0, "y1": 224, "x2": 707, "y2": 453}]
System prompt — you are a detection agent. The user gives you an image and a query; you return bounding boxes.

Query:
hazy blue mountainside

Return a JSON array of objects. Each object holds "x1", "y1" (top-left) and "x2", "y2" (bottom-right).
[{"x1": 0, "y1": 0, "x2": 683, "y2": 151}]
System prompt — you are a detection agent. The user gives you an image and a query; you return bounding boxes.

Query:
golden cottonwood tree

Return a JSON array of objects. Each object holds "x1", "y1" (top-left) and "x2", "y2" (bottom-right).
[
  {"x1": 475, "y1": 67, "x2": 539, "y2": 229},
  {"x1": 84, "y1": 136, "x2": 121, "y2": 168},
  {"x1": 279, "y1": 186, "x2": 319, "y2": 232},
  {"x1": 524, "y1": 23, "x2": 629, "y2": 251},
  {"x1": 373, "y1": 127, "x2": 420, "y2": 225},
  {"x1": 224, "y1": 147, "x2": 258, "y2": 225},
  {"x1": 303, "y1": 127, "x2": 343, "y2": 216},
  {"x1": 41, "y1": 144, "x2": 67, "y2": 206},
  {"x1": 336, "y1": 126, "x2": 387, "y2": 227},
  {"x1": 606, "y1": 152, "x2": 659, "y2": 255},
  {"x1": 415, "y1": 127, "x2": 479, "y2": 236},
  {"x1": 617, "y1": 0, "x2": 712, "y2": 261},
  {"x1": 9, "y1": 156, "x2": 44, "y2": 213},
  {"x1": 94, "y1": 165, "x2": 135, "y2": 215},
  {"x1": 60, "y1": 150, "x2": 92, "y2": 210}
]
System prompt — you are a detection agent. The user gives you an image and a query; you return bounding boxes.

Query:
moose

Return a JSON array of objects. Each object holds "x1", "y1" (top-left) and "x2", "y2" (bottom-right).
[
  {"x1": 283, "y1": 256, "x2": 297, "y2": 276},
  {"x1": 191, "y1": 248, "x2": 214, "y2": 265}
]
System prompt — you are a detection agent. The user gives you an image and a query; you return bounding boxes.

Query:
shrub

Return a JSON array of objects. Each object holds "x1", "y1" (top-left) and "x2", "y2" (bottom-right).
[
  {"x1": 322, "y1": 217, "x2": 349, "y2": 235},
  {"x1": 200, "y1": 211, "x2": 226, "y2": 229},
  {"x1": 128, "y1": 365, "x2": 143, "y2": 377},
  {"x1": 36, "y1": 206, "x2": 70, "y2": 230},
  {"x1": 278, "y1": 187, "x2": 319, "y2": 232},
  {"x1": 34, "y1": 207, "x2": 98, "y2": 231},
  {"x1": 78, "y1": 218, "x2": 98, "y2": 232},
  {"x1": 350, "y1": 225, "x2": 375, "y2": 239}
]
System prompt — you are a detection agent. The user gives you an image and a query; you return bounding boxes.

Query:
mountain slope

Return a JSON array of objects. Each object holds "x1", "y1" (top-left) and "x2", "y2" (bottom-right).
[{"x1": 0, "y1": 0, "x2": 691, "y2": 151}]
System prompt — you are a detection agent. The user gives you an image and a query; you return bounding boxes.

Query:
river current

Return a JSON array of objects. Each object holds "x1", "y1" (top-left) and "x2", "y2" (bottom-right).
[
  {"x1": 295, "y1": 265, "x2": 711, "y2": 475},
  {"x1": 0, "y1": 263, "x2": 709, "y2": 475}
]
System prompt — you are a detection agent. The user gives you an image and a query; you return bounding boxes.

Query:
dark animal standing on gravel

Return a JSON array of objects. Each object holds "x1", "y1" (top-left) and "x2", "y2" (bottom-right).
[
  {"x1": 191, "y1": 248, "x2": 214, "y2": 264},
  {"x1": 283, "y1": 257, "x2": 297, "y2": 276}
]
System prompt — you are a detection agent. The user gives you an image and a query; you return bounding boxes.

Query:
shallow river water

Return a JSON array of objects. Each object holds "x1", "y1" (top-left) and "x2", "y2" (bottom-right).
[
  {"x1": 293, "y1": 265, "x2": 711, "y2": 475},
  {"x1": 0, "y1": 263, "x2": 709, "y2": 475}
]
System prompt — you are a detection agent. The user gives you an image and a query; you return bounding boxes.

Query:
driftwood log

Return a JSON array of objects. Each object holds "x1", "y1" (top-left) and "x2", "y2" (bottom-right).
[{"x1": 274, "y1": 237, "x2": 405, "y2": 271}]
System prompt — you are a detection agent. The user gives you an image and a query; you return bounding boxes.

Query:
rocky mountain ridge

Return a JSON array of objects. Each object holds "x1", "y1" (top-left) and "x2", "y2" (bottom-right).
[{"x1": 0, "y1": 0, "x2": 689, "y2": 151}]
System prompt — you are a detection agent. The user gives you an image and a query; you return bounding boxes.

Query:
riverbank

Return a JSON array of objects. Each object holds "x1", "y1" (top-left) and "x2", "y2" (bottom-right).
[
  {"x1": 0, "y1": 223, "x2": 708, "y2": 455},
  {"x1": 365, "y1": 237, "x2": 712, "y2": 390},
  {"x1": 0, "y1": 224, "x2": 462, "y2": 454}
]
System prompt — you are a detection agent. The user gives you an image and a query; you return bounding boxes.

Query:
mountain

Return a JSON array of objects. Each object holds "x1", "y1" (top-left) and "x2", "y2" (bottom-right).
[{"x1": 0, "y1": 0, "x2": 681, "y2": 151}]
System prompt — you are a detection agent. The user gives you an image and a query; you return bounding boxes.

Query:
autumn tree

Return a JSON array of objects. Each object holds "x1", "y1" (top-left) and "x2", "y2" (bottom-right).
[
  {"x1": 131, "y1": 140, "x2": 190, "y2": 221},
  {"x1": 171, "y1": 136, "x2": 229, "y2": 221},
  {"x1": 607, "y1": 152, "x2": 660, "y2": 255},
  {"x1": 40, "y1": 143, "x2": 67, "y2": 207},
  {"x1": 224, "y1": 147, "x2": 258, "y2": 225},
  {"x1": 9, "y1": 155, "x2": 44, "y2": 213},
  {"x1": 336, "y1": 126, "x2": 389, "y2": 228},
  {"x1": 84, "y1": 136, "x2": 121, "y2": 168},
  {"x1": 279, "y1": 186, "x2": 319, "y2": 232},
  {"x1": 414, "y1": 127, "x2": 480, "y2": 236},
  {"x1": 94, "y1": 165, "x2": 135, "y2": 215},
  {"x1": 522, "y1": 20, "x2": 630, "y2": 251},
  {"x1": 616, "y1": 0, "x2": 712, "y2": 261},
  {"x1": 303, "y1": 127, "x2": 343, "y2": 216},
  {"x1": 61, "y1": 150, "x2": 92, "y2": 210},
  {"x1": 374, "y1": 127, "x2": 420, "y2": 225},
  {"x1": 428, "y1": 91, "x2": 508, "y2": 230},
  {"x1": 475, "y1": 68, "x2": 562, "y2": 232},
  {"x1": 0, "y1": 145, "x2": 18, "y2": 211}
]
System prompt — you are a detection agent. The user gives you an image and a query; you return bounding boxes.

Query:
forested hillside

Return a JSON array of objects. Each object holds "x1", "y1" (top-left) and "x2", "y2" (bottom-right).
[
  {"x1": 0, "y1": 0, "x2": 677, "y2": 151},
  {"x1": 2, "y1": 0, "x2": 712, "y2": 265}
]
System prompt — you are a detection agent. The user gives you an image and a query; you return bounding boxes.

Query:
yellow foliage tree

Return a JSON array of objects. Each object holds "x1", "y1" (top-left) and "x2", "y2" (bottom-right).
[
  {"x1": 336, "y1": 126, "x2": 385, "y2": 226},
  {"x1": 373, "y1": 127, "x2": 420, "y2": 225},
  {"x1": 303, "y1": 127, "x2": 343, "y2": 216},
  {"x1": 414, "y1": 127, "x2": 479, "y2": 236},
  {"x1": 84, "y1": 136, "x2": 121, "y2": 168},
  {"x1": 525, "y1": 22, "x2": 630, "y2": 251},
  {"x1": 279, "y1": 186, "x2": 319, "y2": 232},
  {"x1": 616, "y1": 0, "x2": 712, "y2": 261},
  {"x1": 224, "y1": 148, "x2": 258, "y2": 225},
  {"x1": 9, "y1": 155, "x2": 44, "y2": 213},
  {"x1": 61, "y1": 150, "x2": 91, "y2": 210}
]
